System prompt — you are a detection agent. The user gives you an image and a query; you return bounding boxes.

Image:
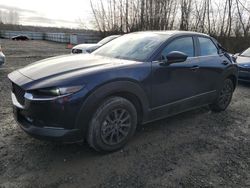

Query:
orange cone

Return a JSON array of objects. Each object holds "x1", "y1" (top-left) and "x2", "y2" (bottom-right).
[{"x1": 67, "y1": 44, "x2": 73, "y2": 49}]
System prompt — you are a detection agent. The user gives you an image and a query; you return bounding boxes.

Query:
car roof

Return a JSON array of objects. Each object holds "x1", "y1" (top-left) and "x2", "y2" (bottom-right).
[
  {"x1": 133, "y1": 30, "x2": 209, "y2": 37},
  {"x1": 108, "y1": 35, "x2": 121, "y2": 37}
]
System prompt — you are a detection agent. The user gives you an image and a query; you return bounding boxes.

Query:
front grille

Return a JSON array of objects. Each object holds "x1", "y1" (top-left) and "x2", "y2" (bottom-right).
[
  {"x1": 12, "y1": 83, "x2": 25, "y2": 105},
  {"x1": 72, "y1": 49, "x2": 83, "y2": 54}
]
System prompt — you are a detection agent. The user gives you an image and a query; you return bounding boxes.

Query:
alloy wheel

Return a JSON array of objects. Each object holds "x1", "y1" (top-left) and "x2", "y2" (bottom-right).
[
  {"x1": 218, "y1": 81, "x2": 233, "y2": 109},
  {"x1": 101, "y1": 108, "x2": 131, "y2": 145}
]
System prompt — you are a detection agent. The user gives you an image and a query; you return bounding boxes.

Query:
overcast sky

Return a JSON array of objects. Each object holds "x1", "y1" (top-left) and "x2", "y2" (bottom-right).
[{"x1": 0, "y1": 0, "x2": 95, "y2": 29}]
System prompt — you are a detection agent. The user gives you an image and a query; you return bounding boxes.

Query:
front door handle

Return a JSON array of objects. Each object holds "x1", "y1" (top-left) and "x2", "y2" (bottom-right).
[
  {"x1": 190, "y1": 65, "x2": 199, "y2": 71},
  {"x1": 222, "y1": 61, "x2": 229, "y2": 65}
]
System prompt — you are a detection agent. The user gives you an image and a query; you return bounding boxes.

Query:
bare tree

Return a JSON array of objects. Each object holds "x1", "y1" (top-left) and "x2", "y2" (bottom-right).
[
  {"x1": 236, "y1": 0, "x2": 250, "y2": 37},
  {"x1": 89, "y1": 0, "x2": 250, "y2": 38},
  {"x1": 180, "y1": 0, "x2": 192, "y2": 30}
]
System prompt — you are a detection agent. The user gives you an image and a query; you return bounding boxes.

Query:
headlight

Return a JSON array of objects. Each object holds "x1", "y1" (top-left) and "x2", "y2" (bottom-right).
[
  {"x1": 37, "y1": 86, "x2": 83, "y2": 96},
  {"x1": 36, "y1": 87, "x2": 60, "y2": 96},
  {"x1": 58, "y1": 86, "x2": 84, "y2": 95},
  {"x1": 25, "y1": 85, "x2": 84, "y2": 100}
]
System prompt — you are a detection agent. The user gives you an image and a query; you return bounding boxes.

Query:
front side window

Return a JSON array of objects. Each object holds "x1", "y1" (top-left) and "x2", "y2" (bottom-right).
[
  {"x1": 198, "y1": 37, "x2": 218, "y2": 56},
  {"x1": 161, "y1": 37, "x2": 194, "y2": 59}
]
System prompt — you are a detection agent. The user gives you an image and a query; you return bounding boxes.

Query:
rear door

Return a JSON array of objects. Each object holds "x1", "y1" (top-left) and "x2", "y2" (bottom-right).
[{"x1": 196, "y1": 36, "x2": 230, "y2": 94}]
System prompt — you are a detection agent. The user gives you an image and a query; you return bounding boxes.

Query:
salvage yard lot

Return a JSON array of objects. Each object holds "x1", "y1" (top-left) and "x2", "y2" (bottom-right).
[{"x1": 0, "y1": 39, "x2": 249, "y2": 187}]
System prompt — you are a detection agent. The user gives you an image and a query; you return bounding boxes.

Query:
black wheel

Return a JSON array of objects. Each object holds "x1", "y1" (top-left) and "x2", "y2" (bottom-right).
[
  {"x1": 210, "y1": 79, "x2": 234, "y2": 112},
  {"x1": 87, "y1": 96, "x2": 137, "y2": 152}
]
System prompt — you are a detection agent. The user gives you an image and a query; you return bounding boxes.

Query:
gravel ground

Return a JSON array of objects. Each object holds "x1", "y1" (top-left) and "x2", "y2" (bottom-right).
[{"x1": 0, "y1": 39, "x2": 249, "y2": 188}]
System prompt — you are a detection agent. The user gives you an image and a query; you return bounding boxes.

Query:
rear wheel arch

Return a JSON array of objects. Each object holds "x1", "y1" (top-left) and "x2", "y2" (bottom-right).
[
  {"x1": 222, "y1": 65, "x2": 238, "y2": 90},
  {"x1": 226, "y1": 74, "x2": 237, "y2": 90},
  {"x1": 210, "y1": 78, "x2": 234, "y2": 112}
]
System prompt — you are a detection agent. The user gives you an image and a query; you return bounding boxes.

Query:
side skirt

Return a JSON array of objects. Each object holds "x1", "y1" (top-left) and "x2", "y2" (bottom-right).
[{"x1": 143, "y1": 90, "x2": 217, "y2": 124}]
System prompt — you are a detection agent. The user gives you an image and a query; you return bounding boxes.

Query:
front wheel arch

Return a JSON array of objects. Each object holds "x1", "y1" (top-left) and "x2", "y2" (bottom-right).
[
  {"x1": 75, "y1": 81, "x2": 149, "y2": 138},
  {"x1": 107, "y1": 91, "x2": 143, "y2": 125},
  {"x1": 87, "y1": 96, "x2": 138, "y2": 152}
]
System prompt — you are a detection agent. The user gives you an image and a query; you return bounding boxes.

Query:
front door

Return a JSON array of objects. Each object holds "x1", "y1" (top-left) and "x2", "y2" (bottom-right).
[{"x1": 150, "y1": 36, "x2": 212, "y2": 119}]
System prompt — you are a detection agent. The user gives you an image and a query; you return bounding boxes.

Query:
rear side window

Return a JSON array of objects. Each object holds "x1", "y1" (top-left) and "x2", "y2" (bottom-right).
[
  {"x1": 198, "y1": 37, "x2": 218, "y2": 56},
  {"x1": 161, "y1": 37, "x2": 194, "y2": 58}
]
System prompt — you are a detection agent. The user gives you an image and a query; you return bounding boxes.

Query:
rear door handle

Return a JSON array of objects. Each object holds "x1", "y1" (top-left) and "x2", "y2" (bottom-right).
[
  {"x1": 222, "y1": 61, "x2": 229, "y2": 65},
  {"x1": 190, "y1": 65, "x2": 199, "y2": 71}
]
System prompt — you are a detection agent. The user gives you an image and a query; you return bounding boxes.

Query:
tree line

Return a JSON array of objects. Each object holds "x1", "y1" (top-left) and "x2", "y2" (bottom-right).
[
  {"x1": 0, "y1": 10, "x2": 19, "y2": 25},
  {"x1": 90, "y1": 0, "x2": 250, "y2": 38}
]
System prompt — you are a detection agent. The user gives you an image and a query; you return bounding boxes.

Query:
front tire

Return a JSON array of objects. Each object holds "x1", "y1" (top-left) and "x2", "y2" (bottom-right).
[
  {"x1": 87, "y1": 96, "x2": 137, "y2": 152},
  {"x1": 210, "y1": 78, "x2": 234, "y2": 112}
]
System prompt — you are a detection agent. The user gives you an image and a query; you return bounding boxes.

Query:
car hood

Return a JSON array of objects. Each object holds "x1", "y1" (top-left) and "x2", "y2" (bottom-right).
[
  {"x1": 236, "y1": 56, "x2": 250, "y2": 65},
  {"x1": 17, "y1": 54, "x2": 133, "y2": 81},
  {"x1": 73, "y1": 43, "x2": 101, "y2": 50}
]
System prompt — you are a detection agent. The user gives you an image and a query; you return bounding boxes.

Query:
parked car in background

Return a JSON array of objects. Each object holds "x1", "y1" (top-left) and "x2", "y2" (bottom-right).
[
  {"x1": 71, "y1": 35, "x2": 120, "y2": 54},
  {"x1": 234, "y1": 47, "x2": 250, "y2": 82},
  {"x1": 8, "y1": 31, "x2": 238, "y2": 152},
  {"x1": 12, "y1": 35, "x2": 30, "y2": 41},
  {"x1": 0, "y1": 45, "x2": 5, "y2": 65}
]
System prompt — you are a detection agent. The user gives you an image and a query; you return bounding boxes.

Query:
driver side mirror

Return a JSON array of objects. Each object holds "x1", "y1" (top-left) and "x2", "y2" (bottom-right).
[{"x1": 162, "y1": 51, "x2": 188, "y2": 64}]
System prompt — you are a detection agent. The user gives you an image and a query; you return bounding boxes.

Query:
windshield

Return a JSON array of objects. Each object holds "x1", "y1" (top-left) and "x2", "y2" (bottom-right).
[
  {"x1": 93, "y1": 33, "x2": 168, "y2": 61},
  {"x1": 241, "y1": 48, "x2": 250, "y2": 57},
  {"x1": 98, "y1": 36, "x2": 119, "y2": 45}
]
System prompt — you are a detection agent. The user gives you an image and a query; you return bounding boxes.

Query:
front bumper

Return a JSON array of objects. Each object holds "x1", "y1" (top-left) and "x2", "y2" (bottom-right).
[
  {"x1": 8, "y1": 69, "x2": 91, "y2": 143},
  {"x1": 14, "y1": 106, "x2": 82, "y2": 142},
  {"x1": 11, "y1": 89, "x2": 85, "y2": 143}
]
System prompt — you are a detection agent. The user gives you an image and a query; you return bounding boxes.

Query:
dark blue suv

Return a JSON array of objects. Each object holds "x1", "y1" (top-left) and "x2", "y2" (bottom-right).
[{"x1": 8, "y1": 31, "x2": 238, "y2": 152}]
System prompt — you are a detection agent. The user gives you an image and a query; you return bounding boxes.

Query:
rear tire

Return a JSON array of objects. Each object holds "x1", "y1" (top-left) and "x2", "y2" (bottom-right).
[
  {"x1": 210, "y1": 78, "x2": 234, "y2": 112},
  {"x1": 87, "y1": 96, "x2": 137, "y2": 152}
]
